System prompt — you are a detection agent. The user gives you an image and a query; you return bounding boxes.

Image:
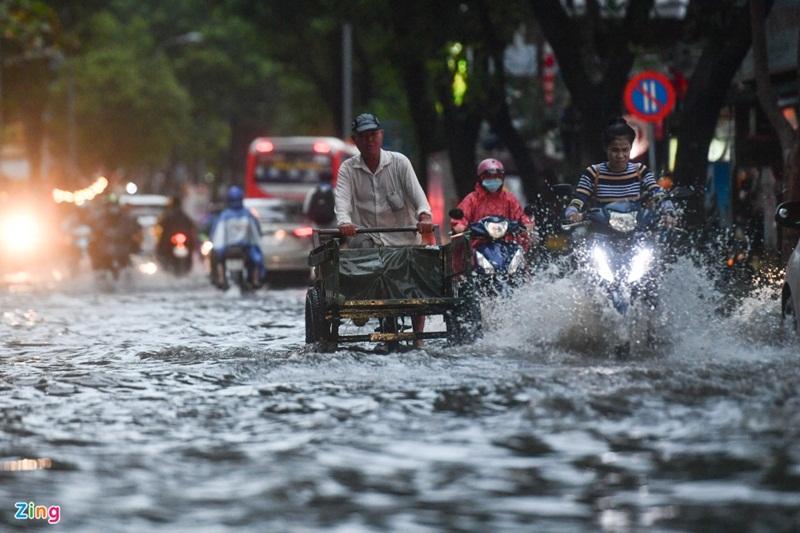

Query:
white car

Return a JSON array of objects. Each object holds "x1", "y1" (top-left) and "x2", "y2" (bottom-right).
[
  {"x1": 776, "y1": 201, "x2": 800, "y2": 333},
  {"x1": 243, "y1": 198, "x2": 316, "y2": 281}
]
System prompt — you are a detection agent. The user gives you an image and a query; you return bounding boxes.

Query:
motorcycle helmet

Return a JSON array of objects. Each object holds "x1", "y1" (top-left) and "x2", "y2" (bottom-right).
[
  {"x1": 226, "y1": 185, "x2": 244, "y2": 208},
  {"x1": 477, "y1": 158, "x2": 505, "y2": 192}
]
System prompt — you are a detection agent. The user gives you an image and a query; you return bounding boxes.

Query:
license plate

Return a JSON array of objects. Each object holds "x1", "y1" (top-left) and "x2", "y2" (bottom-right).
[
  {"x1": 225, "y1": 259, "x2": 244, "y2": 271},
  {"x1": 173, "y1": 246, "x2": 189, "y2": 258}
]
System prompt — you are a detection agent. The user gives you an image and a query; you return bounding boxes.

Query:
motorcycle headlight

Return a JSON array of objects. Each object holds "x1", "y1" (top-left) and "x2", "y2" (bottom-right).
[
  {"x1": 591, "y1": 245, "x2": 615, "y2": 282},
  {"x1": 485, "y1": 220, "x2": 509, "y2": 240},
  {"x1": 200, "y1": 240, "x2": 214, "y2": 256},
  {"x1": 507, "y1": 248, "x2": 525, "y2": 275},
  {"x1": 608, "y1": 212, "x2": 637, "y2": 233},
  {"x1": 475, "y1": 250, "x2": 495, "y2": 274},
  {"x1": 627, "y1": 247, "x2": 653, "y2": 283}
]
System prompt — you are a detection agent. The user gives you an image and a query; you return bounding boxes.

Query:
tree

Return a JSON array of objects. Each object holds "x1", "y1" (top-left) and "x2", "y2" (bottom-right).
[
  {"x1": 749, "y1": 0, "x2": 799, "y2": 258},
  {"x1": 59, "y1": 12, "x2": 191, "y2": 175},
  {"x1": 672, "y1": 0, "x2": 772, "y2": 225},
  {"x1": 0, "y1": 0, "x2": 60, "y2": 188},
  {"x1": 528, "y1": 0, "x2": 655, "y2": 173}
]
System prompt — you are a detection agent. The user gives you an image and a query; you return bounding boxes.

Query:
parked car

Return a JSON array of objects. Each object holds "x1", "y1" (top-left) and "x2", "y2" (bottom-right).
[
  {"x1": 775, "y1": 201, "x2": 800, "y2": 333},
  {"x1": 243, "y1": 198, "x2": 316, "y2": 281}
]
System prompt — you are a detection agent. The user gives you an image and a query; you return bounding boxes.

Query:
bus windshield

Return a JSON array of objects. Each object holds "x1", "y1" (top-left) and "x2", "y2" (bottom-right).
[{"x1": 253, "y1": 152, "x2": 332, "y2": 184}]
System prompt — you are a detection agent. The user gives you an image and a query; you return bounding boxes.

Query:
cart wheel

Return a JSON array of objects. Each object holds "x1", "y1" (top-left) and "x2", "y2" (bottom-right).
[
  {"x1": 305, "y1": 286, "x2": 337, "y2": 351},
  {"x1": 446, "y1": 283, "x2": 482, "y2": 345}
]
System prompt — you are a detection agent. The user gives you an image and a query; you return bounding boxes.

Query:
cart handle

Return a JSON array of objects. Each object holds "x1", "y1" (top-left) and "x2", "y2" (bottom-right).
[{"x1": 316, "y1": 226, "x2": 426, "y2": 235}]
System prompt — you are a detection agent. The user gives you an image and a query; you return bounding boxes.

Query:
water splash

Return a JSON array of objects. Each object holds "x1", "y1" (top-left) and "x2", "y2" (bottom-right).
[{"x1": 479, "y1": 254, "x2": 798, "y2": 361}]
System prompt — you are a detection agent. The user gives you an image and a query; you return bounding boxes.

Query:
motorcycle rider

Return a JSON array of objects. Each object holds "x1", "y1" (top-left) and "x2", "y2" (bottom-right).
[
  {"x1": 303, "y1": 171, "x2": 336, "y2": 226},
  {"x1": 211, "y1": 185, "x2": 267, "y2": 288},
  {"x1": 156, "y1": 194, "x2": 197, "y2": 271},
  {"x1": 564, "y1": 117, "x2": 675, "y2": 225},
  {"x1": 87, "y1": 194, "x2": 141, "y2": 273},
  {"x1": 450, "y1": 158, "x2": 535, "y2": 248}
]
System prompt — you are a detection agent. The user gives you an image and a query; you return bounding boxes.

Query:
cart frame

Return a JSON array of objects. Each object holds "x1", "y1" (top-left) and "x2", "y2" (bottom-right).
[{"x1": 304, "y1": 226, "x2": 480, "y2": 350}]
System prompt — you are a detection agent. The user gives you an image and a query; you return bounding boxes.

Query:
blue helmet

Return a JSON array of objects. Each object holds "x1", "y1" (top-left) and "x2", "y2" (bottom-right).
[{"x1": 226, "y1": 185, "x2": 244, "y2": 208}]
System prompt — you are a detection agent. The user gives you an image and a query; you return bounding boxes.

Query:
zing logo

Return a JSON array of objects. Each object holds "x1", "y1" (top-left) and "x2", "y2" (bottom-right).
[{"x1": 14, "y1": 501, "x2": 61, "y2": 524}]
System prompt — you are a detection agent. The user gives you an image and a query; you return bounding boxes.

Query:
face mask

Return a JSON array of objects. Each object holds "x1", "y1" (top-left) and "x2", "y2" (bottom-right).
[{"x1": 482, "y1": 178, "x2": 503, "y2": 192}]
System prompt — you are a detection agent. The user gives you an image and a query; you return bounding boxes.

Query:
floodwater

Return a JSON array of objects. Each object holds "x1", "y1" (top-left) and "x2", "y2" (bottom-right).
[{"x1": 1, "y1": 260, "x2": 799, "y2": 532}]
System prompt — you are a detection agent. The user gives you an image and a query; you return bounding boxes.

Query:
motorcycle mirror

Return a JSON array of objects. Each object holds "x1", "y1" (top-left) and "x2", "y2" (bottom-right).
[
  {"x1": 775, "y1": 201, "x2": 800, "y2": 228},
  {"x1": 449, "y1": 208, "x2": 464, "y2": 219},
  {"x1": 667, "y1": 185, "x2": 693, "y2": 200},
  {"x1": 552, "y1": 183, "x2": 573, "y2": 197}
]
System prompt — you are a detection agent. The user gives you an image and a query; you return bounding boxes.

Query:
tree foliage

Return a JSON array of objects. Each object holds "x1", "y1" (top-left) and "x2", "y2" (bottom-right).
[
  {"x1": 64, "y1": 12, "x2": 190, "y2": 172},
  {"x1": 2, "y1": 0, "x2": 787, "y2": 222}
]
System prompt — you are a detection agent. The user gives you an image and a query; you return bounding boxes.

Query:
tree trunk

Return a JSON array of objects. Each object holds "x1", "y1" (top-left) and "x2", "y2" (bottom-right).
[
  {"x1": 670, "y1": 1, "x2": 772, "y2": 228},
  {"x1": 393, "y1": 52, "x2": 442, "y2": 191},
  {"x1": 750, "y1": 0, "x2": 795, "y2": 154},
  {"x1": 750, "y1": 0, "x2": 799, "y2": 260},
  {"x1": 530, "y1": 0, "x2": 649, "y2": 176},
  {"x1": 444, "y1": 107, "x2": 482, "y2": 198}
]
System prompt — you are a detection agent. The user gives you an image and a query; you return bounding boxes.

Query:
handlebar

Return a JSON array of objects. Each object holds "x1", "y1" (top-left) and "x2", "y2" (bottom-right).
[{"x1": 560, "y1": 220, "x2": 589, "y2": 231}]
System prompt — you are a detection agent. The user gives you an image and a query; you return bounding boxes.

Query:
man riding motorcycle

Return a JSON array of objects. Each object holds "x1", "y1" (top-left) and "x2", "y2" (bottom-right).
[
  {"x1": 450, "y1": 158, "x2": 535, "y2": 247},
  {"x1": 211, "y1": 185, "x2": 267, "y2": 288},
  {"x1": 87, "y1": 194, "x2": 141, "y2": 278},
  {"x1": 156, "y1": 195, "x2": 197, "y2": 274}
]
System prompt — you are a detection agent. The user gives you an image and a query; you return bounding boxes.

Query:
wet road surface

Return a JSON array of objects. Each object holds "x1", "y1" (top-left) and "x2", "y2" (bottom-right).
[{"x1": 1, "y1": 264, "x2": 799, "y2": 532}]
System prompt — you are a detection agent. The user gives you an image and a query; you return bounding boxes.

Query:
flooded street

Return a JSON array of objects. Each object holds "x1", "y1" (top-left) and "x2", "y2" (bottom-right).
[{"x1": 1, "y1": 265, "x2": 799, "y2": 532}]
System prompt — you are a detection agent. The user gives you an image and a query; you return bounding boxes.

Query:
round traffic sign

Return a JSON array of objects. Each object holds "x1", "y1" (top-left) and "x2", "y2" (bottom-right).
[{"x1": 624, "y1": 71, "x2": 676, "y2": 123}]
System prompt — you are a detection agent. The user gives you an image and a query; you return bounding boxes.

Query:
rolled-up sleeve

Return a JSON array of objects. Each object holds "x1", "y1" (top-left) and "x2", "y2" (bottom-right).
[{"x1": 334, "y1": 165, "x2": 353, "y2": 225}]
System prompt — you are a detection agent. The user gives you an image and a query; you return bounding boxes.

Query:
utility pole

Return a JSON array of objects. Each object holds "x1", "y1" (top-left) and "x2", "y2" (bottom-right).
[{"x1": 341, "y1": 22, "x2": 352, "y2": 139}]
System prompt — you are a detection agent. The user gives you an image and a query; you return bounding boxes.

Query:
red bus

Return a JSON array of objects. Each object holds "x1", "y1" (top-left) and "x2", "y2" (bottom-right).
[{"x1": 244, "y1": 136, "x2": 358, "y2": 202}]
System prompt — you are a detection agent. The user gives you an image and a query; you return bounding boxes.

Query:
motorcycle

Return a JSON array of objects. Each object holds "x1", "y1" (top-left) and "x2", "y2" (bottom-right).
[
  {"x1": 88, "y1": 236, "x2": 134, "y2": 281},
  {"x1": 449, "y1": 208, "x2": 530, "y2": 295},
  {"x1": 562, "y1": 187, "x2": 691, "y2": 350},
  {"x1": 215, "y1": 245, "x2": 257, "y2": 292},
  {"x1": 157, "y1": 231, "x2": 193, "y2": 276},
  {"x1": 707, "y1": 223, "x2": 756, "y2": 315}
]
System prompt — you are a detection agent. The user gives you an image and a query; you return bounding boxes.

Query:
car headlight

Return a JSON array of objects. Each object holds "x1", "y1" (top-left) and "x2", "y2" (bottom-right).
[
  {"x1": 1, "y1": 211, "x2": 41, "y2": 255},
  {"x1": 507, "y1": 248, "x2": 525, "y2": 275},
  {"x1": 475, "y1": 250, "x2": 495, "y2": 274},
  {"x1": 627, "y1": 247, "x2": 653, "y2": 283},
  {"x1": 591, "y1": 245, "x2": 615, "y2": 282},
  {"x1": 485, "y1": 220, "x2": 509, "y2": 240},
  {"x1": 608, "y1": 212, "x2": 637, "y2": 233}
]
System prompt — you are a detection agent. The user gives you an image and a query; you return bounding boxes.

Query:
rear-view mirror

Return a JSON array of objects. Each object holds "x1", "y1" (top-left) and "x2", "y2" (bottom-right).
[
  {"x1": 775, "y1": 201, "x2": 800, "y2": 229},
  {"x1": 667, "y1": 185, "x2": 693, "y2": 200}
]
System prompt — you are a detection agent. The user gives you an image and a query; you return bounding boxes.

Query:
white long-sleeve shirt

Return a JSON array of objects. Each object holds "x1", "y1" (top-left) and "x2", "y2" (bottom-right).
[{"x1": 334, "y1": 149, "x2": 431, "y2": 246}]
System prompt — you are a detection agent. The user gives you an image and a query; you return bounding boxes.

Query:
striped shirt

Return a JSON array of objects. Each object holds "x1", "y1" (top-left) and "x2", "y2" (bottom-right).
[{"x1": 569, "y1": 162, "x2": 659, "y2": 210}]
